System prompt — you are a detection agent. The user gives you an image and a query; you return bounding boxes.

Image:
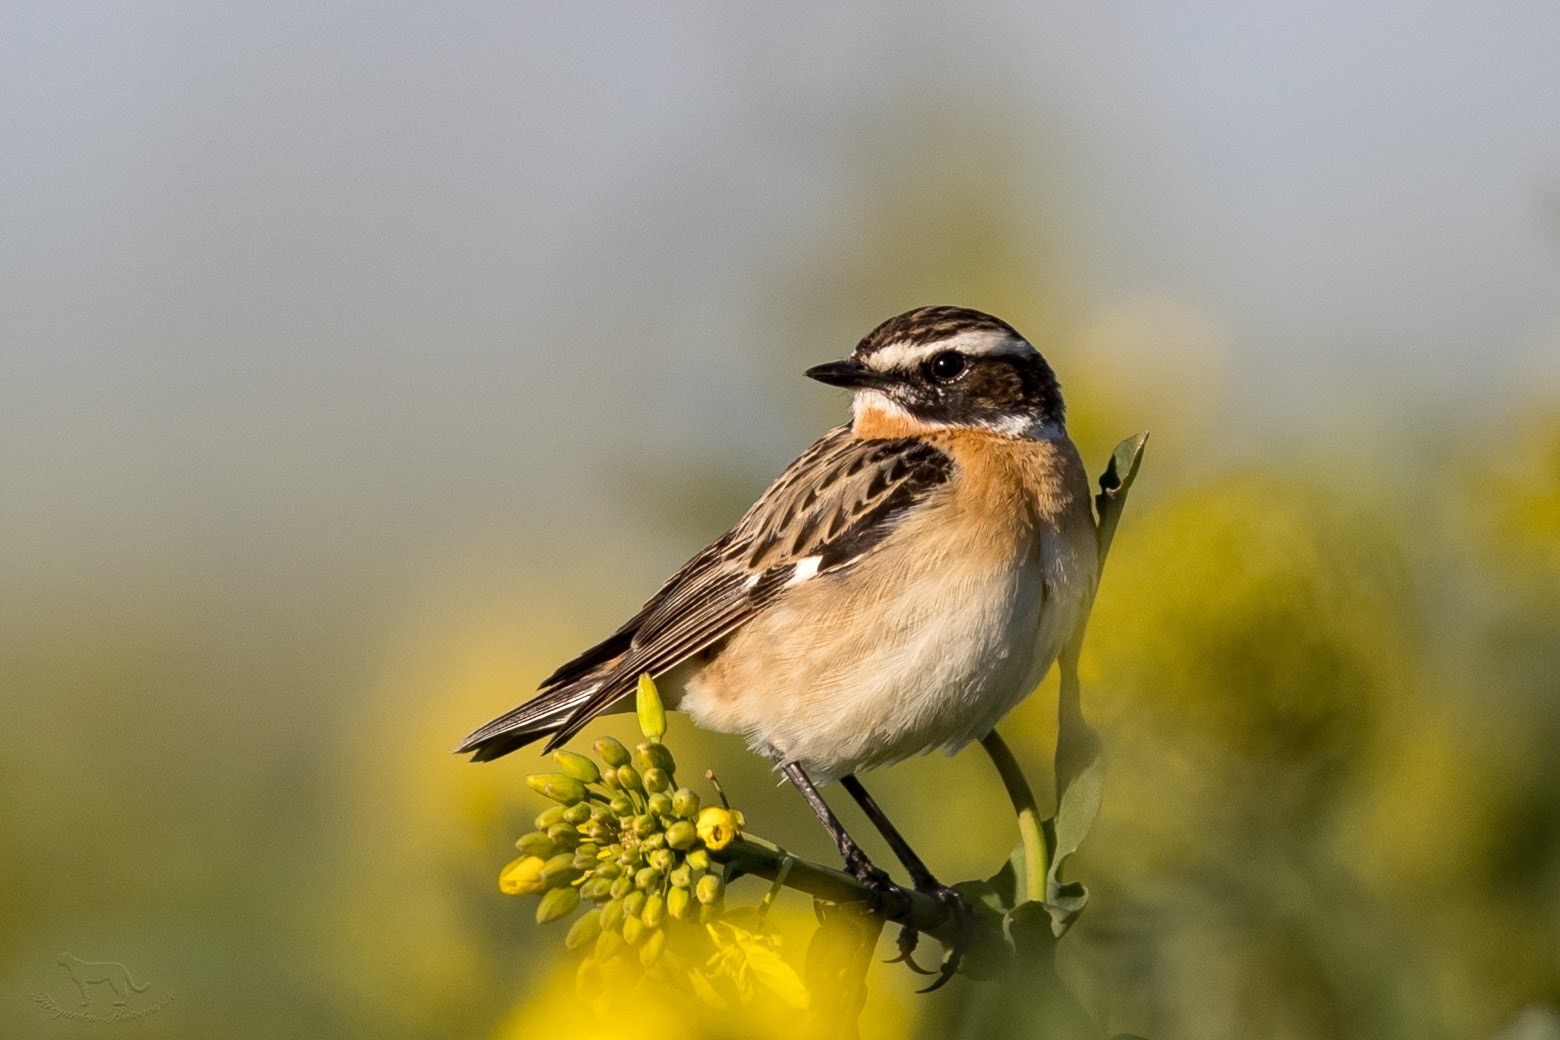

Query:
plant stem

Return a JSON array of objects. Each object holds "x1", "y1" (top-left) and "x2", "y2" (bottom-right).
[
  {"x1": 979, "y1": 730, "x2": 1049, "y2": 904},
  {"x1": 707, "y1": 835, "x2": 988, "y2": 948}
]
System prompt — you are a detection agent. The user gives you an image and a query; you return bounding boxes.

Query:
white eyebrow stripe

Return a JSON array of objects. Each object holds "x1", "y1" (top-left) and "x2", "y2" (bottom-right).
[{"x1": 861, "y1": 330, "x2": 1035, "y2": 370}]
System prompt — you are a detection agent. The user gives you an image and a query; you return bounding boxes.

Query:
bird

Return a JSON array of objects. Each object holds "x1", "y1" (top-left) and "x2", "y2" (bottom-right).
[{"x1": 457, "y1": 305, "x2": 1099, "y2": 986}]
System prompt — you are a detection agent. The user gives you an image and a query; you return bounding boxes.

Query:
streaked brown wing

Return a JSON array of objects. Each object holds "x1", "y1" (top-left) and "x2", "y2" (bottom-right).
[
  {"x1": 534, "y1": 533, "x2": 734, "y2": 692},
  {"x1": 541, "y1": 426, "x2": 954, "y2": 750}
]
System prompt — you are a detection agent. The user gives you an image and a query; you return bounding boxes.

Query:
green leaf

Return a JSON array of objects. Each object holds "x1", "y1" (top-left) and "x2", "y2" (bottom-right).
[
  {"x1": 1044, "y1": 646, "x2": 1104, "y2": 938},
  {"x1": 1035, "y1": 432, "x2": 1144, "y2": 939},
  {"x1": 1094, "y1": 431, "x2": 1148, "y2": 567},
  {"x1": 1002, "y1": 900, "x2": 1056, "y2": 960}
]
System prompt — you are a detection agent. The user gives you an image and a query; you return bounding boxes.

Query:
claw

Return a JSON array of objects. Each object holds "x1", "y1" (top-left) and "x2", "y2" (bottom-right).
[
  {"x1": 913, "y1": 886, "x2": 976, "y2": 994},
  {"x1": 916, "y1": 947, "x2": 961, "y2": 994},
  {"x1": 884, "y1": 925, "x2": 938, "y2": 974},
  {"x1": 839, "y1": 850, "x2": 969, "y2": 988}
]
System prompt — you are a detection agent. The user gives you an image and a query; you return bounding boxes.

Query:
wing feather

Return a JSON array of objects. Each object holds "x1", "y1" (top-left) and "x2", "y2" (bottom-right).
[{"x1": 538, "y1": 427, "x2": 954, "y2": 751}]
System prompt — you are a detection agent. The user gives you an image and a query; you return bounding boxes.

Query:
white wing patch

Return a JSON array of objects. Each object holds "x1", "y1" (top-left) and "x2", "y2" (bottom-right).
[{"x1": 784, "y1": 555, "x2": 823, "y2": 587}]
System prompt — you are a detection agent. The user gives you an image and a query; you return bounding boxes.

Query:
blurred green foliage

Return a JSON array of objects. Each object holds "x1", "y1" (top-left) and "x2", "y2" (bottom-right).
[
  {"x1": 6, "y1": 90, "x2": 1560, "y2": 1040},
  {"x1": 8, "y1": 395, "x2": 1559, "y2": 1039}
]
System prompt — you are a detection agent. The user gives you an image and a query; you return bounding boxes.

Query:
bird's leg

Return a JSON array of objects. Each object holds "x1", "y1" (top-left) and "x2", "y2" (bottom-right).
[
  {"x1": 840, "y1": 773, "x2": 975, "y2": 992},
  {"x1": 775, "y1": 759, "x2": 904, "y2": 907},
  {"x1": 839, "y1": 775, "x2": 939, "y2": 890}
]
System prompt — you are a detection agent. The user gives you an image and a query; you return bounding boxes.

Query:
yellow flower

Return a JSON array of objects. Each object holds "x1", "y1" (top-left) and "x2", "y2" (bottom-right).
[
  {"x1": 498, "y1": 855, "x2": 548, "y2": 895},
  {"x1": 696, "y1": 806, "x2": 738, "y2": 851}
]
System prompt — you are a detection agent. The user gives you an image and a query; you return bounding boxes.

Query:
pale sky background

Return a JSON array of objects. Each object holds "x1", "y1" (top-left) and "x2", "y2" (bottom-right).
[
  {"x1": 5, "y1": 8, "x2": 1560, "y2": 1036},
  {"x1": 5, "y1": 1, "x2": 1560, "y2": 588}
]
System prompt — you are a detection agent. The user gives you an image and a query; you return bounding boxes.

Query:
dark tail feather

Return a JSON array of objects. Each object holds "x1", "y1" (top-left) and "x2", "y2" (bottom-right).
[{"x1": 455, "y1": 685, "x2": 596, "y2": 762}]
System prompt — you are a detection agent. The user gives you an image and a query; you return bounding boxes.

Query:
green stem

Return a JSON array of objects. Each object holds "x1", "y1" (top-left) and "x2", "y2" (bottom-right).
[
  {"x1": 980, "y1": 730, "x2": 1049, "y2": 903},
  {"x1": 707, "y1": 835, "x2": 992, "y2": 949}
]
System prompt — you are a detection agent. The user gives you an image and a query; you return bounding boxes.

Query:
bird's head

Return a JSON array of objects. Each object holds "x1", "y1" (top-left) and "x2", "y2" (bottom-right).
[{"x1": 806, "y1": 306, "x2": 1065, "y2": 440}]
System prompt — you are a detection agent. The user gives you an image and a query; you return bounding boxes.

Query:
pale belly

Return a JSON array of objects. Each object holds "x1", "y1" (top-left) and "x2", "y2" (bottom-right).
[{"x1": 671, "y1": 530, "x2": 1091, "y2": 781}]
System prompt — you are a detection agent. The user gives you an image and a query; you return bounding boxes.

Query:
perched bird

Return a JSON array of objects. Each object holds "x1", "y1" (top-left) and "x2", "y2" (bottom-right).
[{"x1": 458, "y1": 306, "x2": 1098, "y2": 984}]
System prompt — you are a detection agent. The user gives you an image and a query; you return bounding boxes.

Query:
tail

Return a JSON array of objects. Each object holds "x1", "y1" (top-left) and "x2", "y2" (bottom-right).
[{"x1": 454, "y1": 682, "x2": 600, "y2": 762}]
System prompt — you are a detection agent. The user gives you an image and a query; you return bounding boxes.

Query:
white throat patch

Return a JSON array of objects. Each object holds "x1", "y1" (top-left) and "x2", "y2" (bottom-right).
[{"x1": 852, "y1": 390, "x2": 1063, "y2": 441}]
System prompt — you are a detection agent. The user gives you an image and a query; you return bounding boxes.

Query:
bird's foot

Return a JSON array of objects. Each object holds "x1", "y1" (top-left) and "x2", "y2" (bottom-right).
[
  {"x1": 872, "y1": 871, "x2": 977, "y2": 990},
  {"x1": 843, "y1": 850, "x2": 913, "y2": 914},
  {"x1": 841, "y1": 850, "x2": 975, "y2": 991},
  {"x1": 914, "y1": 885, "x2": 976, "y2": 993}
]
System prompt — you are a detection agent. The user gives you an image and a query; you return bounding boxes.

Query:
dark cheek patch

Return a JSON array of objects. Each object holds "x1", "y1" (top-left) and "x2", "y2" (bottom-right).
[
  {"x1": 896, "y1": 354, "x2": 1062, "y2": 428},
  {"x1": 966, "y1": 362, "x2": 1026, "y2": 413}
]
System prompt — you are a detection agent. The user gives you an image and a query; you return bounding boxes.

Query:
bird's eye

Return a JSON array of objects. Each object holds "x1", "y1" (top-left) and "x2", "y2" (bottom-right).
[{"x1": 927, "y1": 351, "x2": 967, "y2": 383}]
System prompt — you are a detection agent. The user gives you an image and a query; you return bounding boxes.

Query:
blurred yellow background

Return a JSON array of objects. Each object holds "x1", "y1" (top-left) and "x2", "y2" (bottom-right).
[{"x1": 5, "y1": 5, "x2": 1560, "y2": 1039}]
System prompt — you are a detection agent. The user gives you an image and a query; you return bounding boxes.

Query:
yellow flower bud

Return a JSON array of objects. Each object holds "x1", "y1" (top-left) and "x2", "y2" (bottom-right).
[
  {"x1": 616, "y1": 765, "x2": 644, "y2": 792},
  {"x1": 514, "y1": 831, "x2": 554, "y2": 857},
  {"x1": 642, "y1": 892, "x2": 665, "y2": 928},
  {"x1": 593, "y1": 736, "x2": 630, "y2": 768},
  {"x1": 536, "y1": 886, "x2": 580, "y2": 924},
  {"x1": 636, "y1": 673, "x2": 666, "y2": 743},
  {"x1": 539, "y1": 852, "x2": 577, "y2": 886},
  {"x1": 671, "y1": 788, "x2": 700, "y2": 818},
  {"x1": 642, "y1": 767, "x2": 671, "y2": 794},
  {"x1": 565, "y1": 908, "x2": 603, "y2": 950},
  {"x1": 696, "y1": 873, "x2": 724, "y2": 905},
  {"x1": 696, "y1": 806, "x2": 739, "y2": 851},
  {"x1": 534, "y1": 804, "x2": 568, "y2": 831},
  {"x1": 638, "y1": 926, "x2": 667, "y2": 967},
  {"x1": 498, "y1": 855, "x2": 547, "y2": 896},
  {"x1": 633, "y1": 742, "x2": 676, "y2": 775},
  {"x1": 624, "y1": 890, "x2": 647, "y2": 919},
  {"x1": 667, "y1": 886, "x2": 692, "y2": 920},
  {"x1": 595, "y1": 925, "x2": 623, "y2": 960},
  {"x1": 527, "y1": 773, "x2": 587, "y2": 804},
  {"x1": 552, "y1": 749, "x2": 601, "y2": 784},
  {"x1": 686, "y1": 848, "x2": 710, "y2": 871},
  {"x1": 664, "y1": 820, "x2": 697, "y2": 850},
  {"x1": 621, "y1": 914, "x2": 645, "y2": 946}
]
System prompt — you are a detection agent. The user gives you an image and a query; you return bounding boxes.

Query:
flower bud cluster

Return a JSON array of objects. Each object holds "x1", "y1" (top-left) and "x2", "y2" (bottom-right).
[{"x1": 499, "y1": 737, "x2": 743, "y2": 969}]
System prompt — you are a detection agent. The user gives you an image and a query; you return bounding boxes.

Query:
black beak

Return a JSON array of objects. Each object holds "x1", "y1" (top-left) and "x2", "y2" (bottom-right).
[{"x1": 804, "y1": 358, "x2": 893, "y2": 390}]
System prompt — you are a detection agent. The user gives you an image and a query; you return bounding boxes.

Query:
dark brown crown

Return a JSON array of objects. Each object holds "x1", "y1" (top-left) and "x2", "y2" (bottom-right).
[{"x1": 853, "y1": 306, "x2": 1020, "y2": 358}]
